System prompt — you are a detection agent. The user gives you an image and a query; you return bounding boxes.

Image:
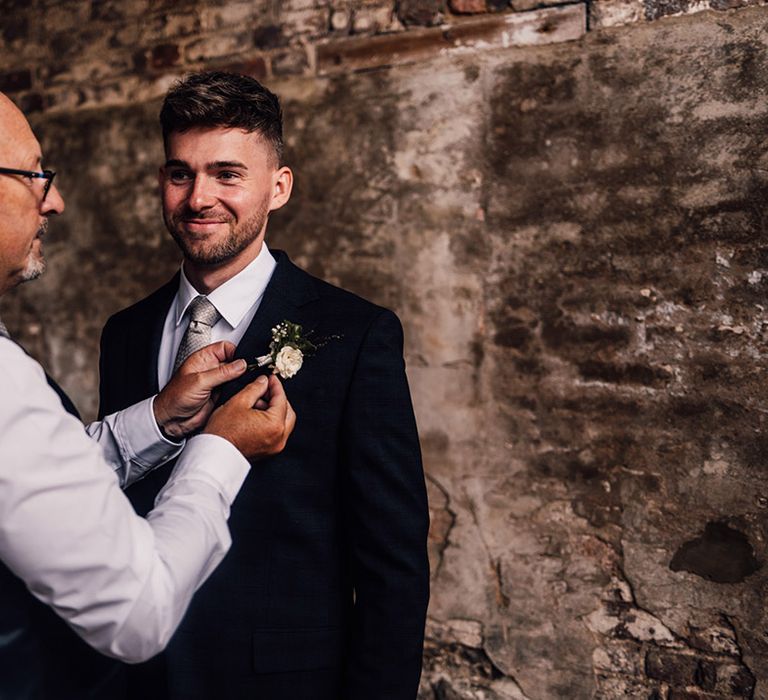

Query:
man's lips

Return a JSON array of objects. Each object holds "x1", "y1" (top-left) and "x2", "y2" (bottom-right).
[{"x1": 180, "y1": 219, "x2": 229, "y2": 232}]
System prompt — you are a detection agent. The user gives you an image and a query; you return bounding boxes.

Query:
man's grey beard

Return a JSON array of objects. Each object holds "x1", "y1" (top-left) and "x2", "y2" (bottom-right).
[
  {"x1": 166, "y1": 199, "x2": 270, "y2": 267},
  {"x1": 20, "y1": 220, "x2": 47, "y2": 282}
]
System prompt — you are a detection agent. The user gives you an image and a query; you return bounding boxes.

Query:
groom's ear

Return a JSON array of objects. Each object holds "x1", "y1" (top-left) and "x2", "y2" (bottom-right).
[{"x1": 269, "y1": 166, "x2": 293, "y2": 213}]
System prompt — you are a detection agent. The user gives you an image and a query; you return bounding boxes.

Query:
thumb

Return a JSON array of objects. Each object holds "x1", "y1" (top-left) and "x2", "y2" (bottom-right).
[
  {"x1": 227, "y1": 375, "x2": 270, "y2": 408},
  {"x1": 196, "y1": 358, "x2": 248, "y2": 390}
]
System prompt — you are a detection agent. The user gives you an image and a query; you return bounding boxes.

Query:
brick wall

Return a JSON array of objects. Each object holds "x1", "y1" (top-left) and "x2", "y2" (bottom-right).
[
  {"x1": 3, "y1": 0, "x2": 767, "y2": 116},
  {"x1": 3, "y1": 1, "x2": 768, "y2": 698}
]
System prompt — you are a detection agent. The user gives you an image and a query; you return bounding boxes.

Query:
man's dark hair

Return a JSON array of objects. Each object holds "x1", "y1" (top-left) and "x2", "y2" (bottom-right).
[{"x1": 160, "y1": 71, "x2": 284, "y2": 166}]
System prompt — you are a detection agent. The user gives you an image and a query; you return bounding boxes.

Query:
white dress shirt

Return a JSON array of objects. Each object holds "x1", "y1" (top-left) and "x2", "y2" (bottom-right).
[
  {"x1": 0, "y1": 337, "x2": 250, "y2": 663},
  {"x1": 89, "y1": 392, "x2": 180, "y2": 488},
  {"x1": 158, "y1": 243, "x2": 277, "y2": 389}
]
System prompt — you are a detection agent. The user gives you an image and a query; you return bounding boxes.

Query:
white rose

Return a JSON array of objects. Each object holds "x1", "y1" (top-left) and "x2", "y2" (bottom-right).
[{"x1": 274, "y1": 346, "x2": 303, "y2": 379}]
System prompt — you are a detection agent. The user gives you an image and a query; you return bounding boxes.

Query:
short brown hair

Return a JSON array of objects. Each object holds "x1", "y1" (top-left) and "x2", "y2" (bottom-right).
[{"x1": 160, "y1": 71, "x2": 284, "y2": 166}]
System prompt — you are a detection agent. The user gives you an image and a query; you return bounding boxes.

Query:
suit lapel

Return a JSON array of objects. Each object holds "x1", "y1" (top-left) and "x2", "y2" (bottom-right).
[
  {"x1": 218, "y1": 250, "x2": 318, "y2": 404},
  {"x1": 134, "y1": 273, "x2": 179, "y2": 397}
]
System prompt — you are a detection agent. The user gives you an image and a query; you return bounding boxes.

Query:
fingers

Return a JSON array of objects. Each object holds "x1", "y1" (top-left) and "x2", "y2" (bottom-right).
[
  {"x1": 180, "y1": 341, "x2": 238, "y2": 372},
  {"x1": 285, "y1": 400, "x2": 297, "y2": 436},
  {"x1": 264, "y1": 375, "x2": 288, "y2": 423},
  {"x1": 202, "y1": 340, "x2": 237, "y2": 363},
  {"x1": 229, "y1": 375, "x2": 270, "y2": 408},
  {"x1": 195, "y1": 358, "x2": 247, "y2": 390}
]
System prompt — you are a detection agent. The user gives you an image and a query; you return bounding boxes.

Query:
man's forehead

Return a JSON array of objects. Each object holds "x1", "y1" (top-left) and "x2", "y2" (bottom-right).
[
  {"x1": 166, "y1": 126, "x2": 269, "y2": 152},
  {"x1": 0, "y1": 93, "x2": 40, "y2": 166}
]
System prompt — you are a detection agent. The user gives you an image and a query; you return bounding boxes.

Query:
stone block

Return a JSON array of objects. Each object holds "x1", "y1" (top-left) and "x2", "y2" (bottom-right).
[
  {"x1": 644, "y1": 0, "x2": 690, "y2": 19},
  {"x1": 138, "y1": 10, "x2": 200, "y2": 44},
  {"x1": 646, "y1": 649, "x2": 689, "y2": 686},
  {"x1": 352, "y1": 5, "x2": 399, "y2": 33},
  {"x1": 398, "y1": 0, "x2": 445, "y2": 26},
  {"x1": 713, "y1": 663, "x2": 756, "y2": 698},
  {"x1": 331, "y1": 8, "x2": 352, "y2": 31},
  {"x1": 90, "y1": 0, "x2": 151, "y2": 22},
  {"x1": 271, "y1": 49, "x2": 310, "y2": 76},
  {"x1": 185, "y1": 32, "x2": 248, "y2": 63},
  {"x1": 1, "y1": 14, "x2": 29, "y2": 44},
  {"x1": 19, "y1": 91, "x2": 45, "y2": 114},
  {"x1": 150, "y1": 43, "x2": 181, "y2": 69},
  {"x1": 217, "y1": 56, "x2": 268, "y2": 81},
  {"x1": 317, "y1": 5, "x2": 586, "y2": 74},
  {"x1": 253, "y1": 24, "x2": 290, "y2": 50},
  {"x1": 450, "y1": 0, "x2": 488, "y2": 12},
  {"x1": 279, "y1": 5, "x2": 330, "y2": 37},
  {"x1": 201, "y1": 1, "x2": 258, "y2": 31},
  {"x1": 645, "y1": 648, "x2": 725, "y2": 691},
  {"x1": 589, "y1": 0, "x2": 645, "y2": 26},
  {"x1": 0, "y1": 69, "x2": 32, "y2": 93}
]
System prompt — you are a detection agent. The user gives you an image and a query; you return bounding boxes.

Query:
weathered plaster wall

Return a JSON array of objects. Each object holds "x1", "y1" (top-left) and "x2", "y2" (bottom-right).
[{"x1": 3, "y1": 1, "x2": 768, "y2": 698}]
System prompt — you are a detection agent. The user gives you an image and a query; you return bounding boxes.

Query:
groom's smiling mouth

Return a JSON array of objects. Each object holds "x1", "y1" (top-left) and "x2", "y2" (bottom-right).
[{"x1": 179, "y1": 217, "x2": 231, "y2": 234}]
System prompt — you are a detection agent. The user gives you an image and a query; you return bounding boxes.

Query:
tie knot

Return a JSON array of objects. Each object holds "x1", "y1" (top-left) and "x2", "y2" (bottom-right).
[{"x1": 187, "y1": 296, "x2": 220, "y2": 331}]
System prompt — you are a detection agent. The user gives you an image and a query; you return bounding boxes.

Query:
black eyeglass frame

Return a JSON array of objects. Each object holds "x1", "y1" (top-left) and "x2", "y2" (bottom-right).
[{"x1": 0, "y1": 167, "x2": 56, "y2": 202}]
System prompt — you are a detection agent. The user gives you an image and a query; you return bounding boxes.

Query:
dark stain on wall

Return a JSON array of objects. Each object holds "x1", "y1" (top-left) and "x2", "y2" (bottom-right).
[{"x1": 670, "y1": 522, "x2": 761, "y2": 583}]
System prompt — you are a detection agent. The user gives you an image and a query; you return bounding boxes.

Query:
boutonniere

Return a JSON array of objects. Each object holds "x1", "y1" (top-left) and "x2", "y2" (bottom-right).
[{"x1": 250, "y1": 321, "x2": 342, "y2": 379}]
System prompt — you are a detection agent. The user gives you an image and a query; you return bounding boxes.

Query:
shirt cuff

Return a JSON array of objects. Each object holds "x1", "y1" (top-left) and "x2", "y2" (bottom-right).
[
  {"x1": 116, "y1": 396, "x2": 184, "y2": 469},
  {"x1": 173, "y1": 434, "x2": 250, "y2": 505}
]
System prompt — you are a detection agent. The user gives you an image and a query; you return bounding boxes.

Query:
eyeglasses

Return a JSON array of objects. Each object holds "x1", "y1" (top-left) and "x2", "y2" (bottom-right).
[{"x1": 0, "y1": 167, "x2": 56, "y2": 202}]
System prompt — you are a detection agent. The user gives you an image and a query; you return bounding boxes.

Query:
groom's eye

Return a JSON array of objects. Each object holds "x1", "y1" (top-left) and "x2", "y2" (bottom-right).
[{"x1": 168, "y1": 170, "x2": 192, "y2": 184}]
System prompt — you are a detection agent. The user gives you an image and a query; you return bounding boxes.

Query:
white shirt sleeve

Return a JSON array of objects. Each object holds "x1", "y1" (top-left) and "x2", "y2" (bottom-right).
[
  {"x1": 0, "y1": 339, "x2": 250, "y2": 663},
  {"x1": 86, "y1": 396, "x2": 184, "y2": 488}
]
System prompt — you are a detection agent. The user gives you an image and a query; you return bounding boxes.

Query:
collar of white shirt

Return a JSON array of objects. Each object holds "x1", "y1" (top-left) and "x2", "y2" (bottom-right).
[{"x1": 174, "y1": 244, "x2": 277, "y2": 331}]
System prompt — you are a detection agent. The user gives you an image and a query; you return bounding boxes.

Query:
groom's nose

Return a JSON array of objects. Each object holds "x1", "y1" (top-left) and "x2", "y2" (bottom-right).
[{"x1": 187, "y1": 175, "x2": 217, "y2": 211}]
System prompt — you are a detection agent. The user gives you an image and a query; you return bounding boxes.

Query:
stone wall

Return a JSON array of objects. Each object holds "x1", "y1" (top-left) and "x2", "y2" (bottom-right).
[{"x1": 3, "y1": 1, "x2": 768, "y2": 698}]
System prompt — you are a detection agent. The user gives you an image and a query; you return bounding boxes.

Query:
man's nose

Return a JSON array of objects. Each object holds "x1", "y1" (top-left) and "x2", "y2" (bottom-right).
[
  {"x1": 187, "y1": 175, "x2": 216, "y2": 211},
  {"x1": 41, "y1": 182, "x2": 65, "y2": 215}
]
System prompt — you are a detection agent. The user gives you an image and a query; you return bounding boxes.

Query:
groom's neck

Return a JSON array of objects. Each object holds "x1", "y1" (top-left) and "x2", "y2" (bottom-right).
[{"x1": 183, "y1": 239, "x2": 264, "y2": 295}]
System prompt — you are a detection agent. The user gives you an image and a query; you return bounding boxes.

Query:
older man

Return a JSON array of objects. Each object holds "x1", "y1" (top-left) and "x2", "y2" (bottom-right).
[{"x1": 0, "y1": 91, "x2": 296, "y2": 699}]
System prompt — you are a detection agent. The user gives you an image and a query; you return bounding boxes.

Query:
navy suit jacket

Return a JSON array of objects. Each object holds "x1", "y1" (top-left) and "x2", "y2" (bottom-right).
[{"x1": 98, "y1": 250, "x2": 430, "y2": 699}]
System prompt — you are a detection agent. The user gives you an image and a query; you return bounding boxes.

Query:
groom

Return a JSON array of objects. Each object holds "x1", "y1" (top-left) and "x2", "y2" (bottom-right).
[{"x1": 98, "y1": 71, "x2": 430, "y2": 699}]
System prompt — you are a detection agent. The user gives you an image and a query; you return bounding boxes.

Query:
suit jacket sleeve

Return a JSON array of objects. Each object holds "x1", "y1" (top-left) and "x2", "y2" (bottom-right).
[
  {"x1": 341, "y1": 308, "x2": 430, "y2": 699},
  {"x1": 98, "y1": 316, "x2": 115, "y2": 421},
  {"x1": 98, "y1": 315, "x2": 127, "y2": 421}
]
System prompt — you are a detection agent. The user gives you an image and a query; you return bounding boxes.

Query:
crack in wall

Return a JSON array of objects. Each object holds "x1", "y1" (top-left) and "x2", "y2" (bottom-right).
[
  {"x1": 465, "y1": 493, "x2": 511, "y2": 610},
  {"x1": 426, "y1": 473, "x2": 457, "y2": 580}
]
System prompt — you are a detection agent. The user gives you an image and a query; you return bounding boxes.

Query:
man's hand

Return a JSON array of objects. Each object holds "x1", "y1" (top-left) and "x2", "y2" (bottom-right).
[
  {"x1": 153, "y1": 341, "x2": 247, "y2": 440},
  {"x1": 205, "y1": 374, "x2": 296, "y2": 459}
]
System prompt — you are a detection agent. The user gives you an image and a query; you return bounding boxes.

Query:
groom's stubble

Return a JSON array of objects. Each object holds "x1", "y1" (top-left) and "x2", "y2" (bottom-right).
[{"x1": 165, "y1": 193, "x2": 271, "y2": 269}]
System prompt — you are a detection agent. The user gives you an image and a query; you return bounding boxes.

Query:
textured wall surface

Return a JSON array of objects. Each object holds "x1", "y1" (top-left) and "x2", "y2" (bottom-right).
[{"x1": 3, "y1": 1, "x2": 768, "y2": 698}]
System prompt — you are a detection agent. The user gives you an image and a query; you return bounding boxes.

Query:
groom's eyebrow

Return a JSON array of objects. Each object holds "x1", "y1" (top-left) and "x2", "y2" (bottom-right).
[
  {"x1": 209, "y1": 160, "x2": 247, "y2": 170},
  {"x1": 163, "y1": 159, "x2": 248, "y2": 170}
]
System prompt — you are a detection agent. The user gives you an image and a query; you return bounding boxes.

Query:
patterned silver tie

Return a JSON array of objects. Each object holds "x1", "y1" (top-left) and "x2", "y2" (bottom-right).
[
  {"x1": 173, "y1": 296, "x2": 221, "y2": 373},
  {"x1": 0, "y1": 316, "x2": 9, "y2": 339}
]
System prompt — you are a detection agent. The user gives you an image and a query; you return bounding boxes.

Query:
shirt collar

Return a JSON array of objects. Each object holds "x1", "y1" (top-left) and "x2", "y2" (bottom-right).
[{"x1": 174, "y1": 244, "x2": 277, "y2": 329}]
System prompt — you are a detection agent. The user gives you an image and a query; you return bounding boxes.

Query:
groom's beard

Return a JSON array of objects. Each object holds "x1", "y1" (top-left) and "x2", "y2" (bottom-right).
[
  {"x1": 20, "y1": 219, "x2": 48, "y2": 283},
  {"x1": 165, "y1": 196, "x2": 270, "y2": 267}
]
